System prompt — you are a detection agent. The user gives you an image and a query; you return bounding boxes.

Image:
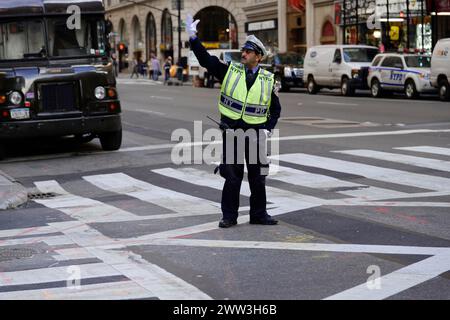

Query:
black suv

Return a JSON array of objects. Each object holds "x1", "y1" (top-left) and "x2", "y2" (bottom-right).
[
  {"x1": 0, "y1": 0, "x2": 122, "y2": 159},
  {"x1": 263, "y1": 52, "x2": 304, "y2": 91}
]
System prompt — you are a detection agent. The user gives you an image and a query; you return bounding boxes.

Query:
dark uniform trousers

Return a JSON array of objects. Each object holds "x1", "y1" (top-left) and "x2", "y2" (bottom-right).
[{"x1": 220, "y1": 128, "x2": 269, "y2": 221}]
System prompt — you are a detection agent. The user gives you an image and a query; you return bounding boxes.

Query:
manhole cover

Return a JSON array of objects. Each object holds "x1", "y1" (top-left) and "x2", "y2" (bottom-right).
[
  {"x1": 28, "y1": 192, "x2": 57, "y2": 200},
  {"x1": 0, "y1": 248, "x2": 37, "y2": 262}
]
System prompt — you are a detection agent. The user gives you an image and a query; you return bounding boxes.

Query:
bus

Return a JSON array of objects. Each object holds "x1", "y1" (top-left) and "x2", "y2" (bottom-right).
[{"x1": 0, "y1": 0, "x2": 122, "y2": 159}]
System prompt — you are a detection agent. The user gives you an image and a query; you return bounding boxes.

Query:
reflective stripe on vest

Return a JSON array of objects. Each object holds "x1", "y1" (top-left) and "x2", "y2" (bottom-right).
[{"x1": 218, "y1": 62, "x2": 274, "y2": 124}]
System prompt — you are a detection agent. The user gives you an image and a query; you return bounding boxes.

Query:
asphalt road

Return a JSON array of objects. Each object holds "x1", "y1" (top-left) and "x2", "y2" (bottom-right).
[{"x1": 0, "y1": 78, "x2": 449, "y2": 300}]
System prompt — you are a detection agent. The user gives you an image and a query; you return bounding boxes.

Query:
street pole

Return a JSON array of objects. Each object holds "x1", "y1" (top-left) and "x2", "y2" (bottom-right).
[
  {"x1": 178, "y1": 0, "x2": 181, "y2": 64},
  {"x1": 406, "y1": 0, "x2": 410, "y2": 51}
]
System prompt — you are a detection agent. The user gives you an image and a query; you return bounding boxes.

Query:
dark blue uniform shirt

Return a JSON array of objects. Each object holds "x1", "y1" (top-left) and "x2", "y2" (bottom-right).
[{"x1": 189, "y1": 37, "x2": 281, "y2": 131}]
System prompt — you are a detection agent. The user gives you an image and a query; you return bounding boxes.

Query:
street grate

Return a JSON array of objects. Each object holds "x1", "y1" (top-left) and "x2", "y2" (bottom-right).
[
  {"x1": 27, "y1": 192, "x2": 57, "y2": 200},
  {"x1": 0, "y1": 248, "x2": 37, "y2": 262}
]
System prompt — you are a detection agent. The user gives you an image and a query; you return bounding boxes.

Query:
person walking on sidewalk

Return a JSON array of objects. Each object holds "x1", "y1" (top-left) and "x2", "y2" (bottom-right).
[
  {"x1": 164, "y1": 56, "x2": 172, "y2": 84},
  {"x1": 186, "y1": 14, "x2": 282, "y2": 228},
  {"x1": 130, "y1": 57, "x2": 140, "y2": 79},
  {"x1": 151, "y1": 55, "x2": 161, "y2": 81}
]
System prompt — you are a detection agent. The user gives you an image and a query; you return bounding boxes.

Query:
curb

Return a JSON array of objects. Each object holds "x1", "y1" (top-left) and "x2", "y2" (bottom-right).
[{"x1": 0, "y1": 171, "x2": 28, "y2": 210}]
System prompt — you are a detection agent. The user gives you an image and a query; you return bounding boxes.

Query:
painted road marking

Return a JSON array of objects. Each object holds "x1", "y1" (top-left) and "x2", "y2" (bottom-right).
[
  {"x1": 83, "y1": 172, "x2": 221, "y2": 215},
  {"x1": 116, "y1": 129, "x2": 450, "y2": 153},
  {"x1": 317, "y1": 101, "x2": 359, "y2": 106},
  {"x1": 0, "y1": 263, "x2": 121, "y2": 287},
  {"x1": 0, "y1": 281, "x2": 153, "y2": 300},
  {"x1": 335, "y1": 149, "x2": 450, "y2": 172},
  {"x1": 135, "y1": 108, "x2": 166, "y2": 116},
  {"x1": 33, "y1": 180, "x2": 142, "y2": 224},
  {"x1": 395, "y1": 146, "x2": 450, "y2": 157},
  {"x1": 324, "y1": 254, "x2": 450, "y2": 300},
  {"x1": 276, "y1": 153, "x2": 450, "y2": 192},
  {"x1": 268, "y1": 164, "x2": 407, "y2": 201},
  {"x1": 152, "y1": 167, "x2": 322, "y2": 214}
]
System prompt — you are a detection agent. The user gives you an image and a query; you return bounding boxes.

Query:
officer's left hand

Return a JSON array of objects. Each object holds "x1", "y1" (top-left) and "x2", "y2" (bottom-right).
[
  {"x1": 186, "y1": 13, "x2": 200, "y2": 38},
  {"x1": 263, "y1": 129, "x2": 272, "y2": 138}
]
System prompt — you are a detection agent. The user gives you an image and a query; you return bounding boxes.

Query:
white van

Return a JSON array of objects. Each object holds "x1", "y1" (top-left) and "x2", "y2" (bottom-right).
[
  {"x1": 188, "y1": 49, "x2": 241, "y2": 88},
  {"x1": 303, "y1": 45, "x2": 379, "y2": 96},
  {"x1": 430, "y1": 38, "x2": 450, "y2": 101}
]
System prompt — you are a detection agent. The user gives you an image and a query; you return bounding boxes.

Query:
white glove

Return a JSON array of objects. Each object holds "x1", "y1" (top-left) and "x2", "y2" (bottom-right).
[
  {"x1": 263, "y1": 129, "x2": 272, "y2": 138},
  {"x1": 186, "y1": 13, "x2": 200, "y2": 38}
]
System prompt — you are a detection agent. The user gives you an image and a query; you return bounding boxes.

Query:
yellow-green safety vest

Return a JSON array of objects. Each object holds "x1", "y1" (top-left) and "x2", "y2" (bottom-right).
[{"x1": 218, "y1": 62, "x2": 274, "y2": 125}]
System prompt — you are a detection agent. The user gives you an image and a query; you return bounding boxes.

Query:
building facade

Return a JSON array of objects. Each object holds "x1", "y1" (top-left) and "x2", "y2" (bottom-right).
[
  {"x1": 105, "y1": 0, "x2": 251, "y2": 71},
  {"x1": 330, "y1": 0, "x2": 449, "y2": 53},
  {"x1": 104, "y1": 0, "x2": 309, "y2": 72},
  {"x1": 104, "y1": 0, "x2": 449, "y2": 72}
]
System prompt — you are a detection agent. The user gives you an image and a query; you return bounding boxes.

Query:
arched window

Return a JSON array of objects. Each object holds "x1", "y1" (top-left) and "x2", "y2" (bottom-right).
[
  {"x1": 320, "y1": 20, "x2": 336, "y2": 44},
  {"x1": 119, "y1": 18, "x2": 127, "y2": 44},
  {"x1": 161, "y1": 9, "x2": 173, "y2": 58},
  {"x1": 131, "y1": 16, "x2": 143, "y2": 52},
  {"x1": 194, "y1": 6, "x2": 238, "y2": 49},
  {"x1": 146, "y1": 12, "x2": 157, "y2": 59}
]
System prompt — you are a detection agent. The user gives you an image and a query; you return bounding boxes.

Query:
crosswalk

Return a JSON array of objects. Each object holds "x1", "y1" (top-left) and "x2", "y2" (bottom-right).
[{"x1": 1, "y1": 145, "x2": 450, "y2": 299}]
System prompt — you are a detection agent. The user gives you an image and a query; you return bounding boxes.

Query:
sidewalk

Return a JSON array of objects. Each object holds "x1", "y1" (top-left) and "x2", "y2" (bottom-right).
[{"x1": 0, "y1": 171, "x2": 28, "y2": 210}]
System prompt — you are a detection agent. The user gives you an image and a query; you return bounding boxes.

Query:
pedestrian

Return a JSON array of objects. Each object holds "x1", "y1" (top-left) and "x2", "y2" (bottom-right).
[
  {"x1": 164, "y1": 56, "x2": 172, "y2": 84},
  {"x1": 151, "y1": 55, "x2": 161, "y2": 81},
  {"x1": 186, "y1": 14, "x2": 281, "y2": 228},
  {"x1": 142, "y1": 59, "x2": 149, "y2": 78},
  {"x1": 111, "y1": 51, "x2": 118, "y2": 77},
  {"x1": 130, "y1": 57, "x2": 140, "y2": 79}
]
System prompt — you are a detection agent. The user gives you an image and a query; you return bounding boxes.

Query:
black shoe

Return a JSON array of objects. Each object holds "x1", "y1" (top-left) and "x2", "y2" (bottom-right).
[
  {"x1": 249, "y1": 216, "x2": 278, "y2": 225},
  {"x1": 218, "y1": 219, "x2": 237, "y2": 228}
]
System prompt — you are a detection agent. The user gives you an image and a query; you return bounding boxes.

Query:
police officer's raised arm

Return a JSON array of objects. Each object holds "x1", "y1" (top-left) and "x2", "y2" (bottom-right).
[{"x1": 186, "y1": 14, "x2": 229, "y2": 82}]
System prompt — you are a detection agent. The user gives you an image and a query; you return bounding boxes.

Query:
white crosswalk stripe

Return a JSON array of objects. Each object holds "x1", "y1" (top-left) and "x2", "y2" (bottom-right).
[
  {"x1": 268, "y1": 164, "x2": 407, "y2": 200},
  {"x1": 395, "y1": 146, "x2": 450, "y2": 157},
  {"x1": 335, "y1": 149, "x2": 450, "y2": 172},
  {"x1": 276, "y1": 153, "x2": 450, "y2": 192},
  {"x1": 0, "y1": 263, "x2": 121, "y2": 287},
  {"x1": 153, "y1": 167, "x2": 323, "y2": 215},
  {"x1": 0, "y1": 281, "x2": 154, "y2": 300},
  {"x1": 82, "y1": 172, "x2": 221, "y2": 216}
]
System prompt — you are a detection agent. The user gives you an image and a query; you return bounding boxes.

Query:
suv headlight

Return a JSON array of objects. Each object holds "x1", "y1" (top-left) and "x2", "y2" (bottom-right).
[
  {"x1": 95, "y1": 86, "x2": 106, "y2": 100},
  {"x1": 284, "y1": 67, "x2": 293, "y2": 77},
  {"x1": 9, "y1": 91, "x2": 22, "y2": 105},
  {"x1": 351, "y1": 69, "x2": 360, "y2": 79}
]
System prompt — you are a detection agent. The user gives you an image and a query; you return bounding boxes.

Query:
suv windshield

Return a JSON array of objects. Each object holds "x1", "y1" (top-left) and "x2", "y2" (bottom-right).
[
  {"x1": 47, "y1": 16, "x2": 106, "y2": 57},
  {"x1": 404, "y1": 56, "x2": 431, "y2": 68},
  {"x1": 274, "y1": 53, "x2": 303, "y2": 66},
  {"x1": 343, "y1": 48, "x2": 379, "y2": 63},
  {"x1": 0, "y1": 20, "x2": 46, "y2": 60}
]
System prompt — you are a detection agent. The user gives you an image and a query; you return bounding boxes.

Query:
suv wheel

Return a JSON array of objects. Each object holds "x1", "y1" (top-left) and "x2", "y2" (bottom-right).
[
  {"x1": 341, "y1": 77, "x2": 355, "y2": 96},
  {"x1": 307, "y1": 77, "x2": 319, "y2": 94},
  {"x1": 439, "y1": 79, "x2": 450, "y2": 101},
  {"x1": 371, "y1": 79, "x2": 383, "y2": 98},
  {"x1": 405, "y1": 80, "x2": 419, "y2": 99},
  {"x1": 99, "y1": 129, "x2": 122, "y2": 151}
]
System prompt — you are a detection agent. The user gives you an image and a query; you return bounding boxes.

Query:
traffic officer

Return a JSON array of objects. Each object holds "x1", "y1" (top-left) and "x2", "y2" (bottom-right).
[{"x1": 186, "y1": 14, "x2": 281, "y2": 228}]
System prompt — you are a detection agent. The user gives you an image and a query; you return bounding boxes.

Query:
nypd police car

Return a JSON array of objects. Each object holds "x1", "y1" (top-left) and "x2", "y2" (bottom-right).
[{"x1": 367, "y1": 53, "x2": 436, "y2": 99}]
